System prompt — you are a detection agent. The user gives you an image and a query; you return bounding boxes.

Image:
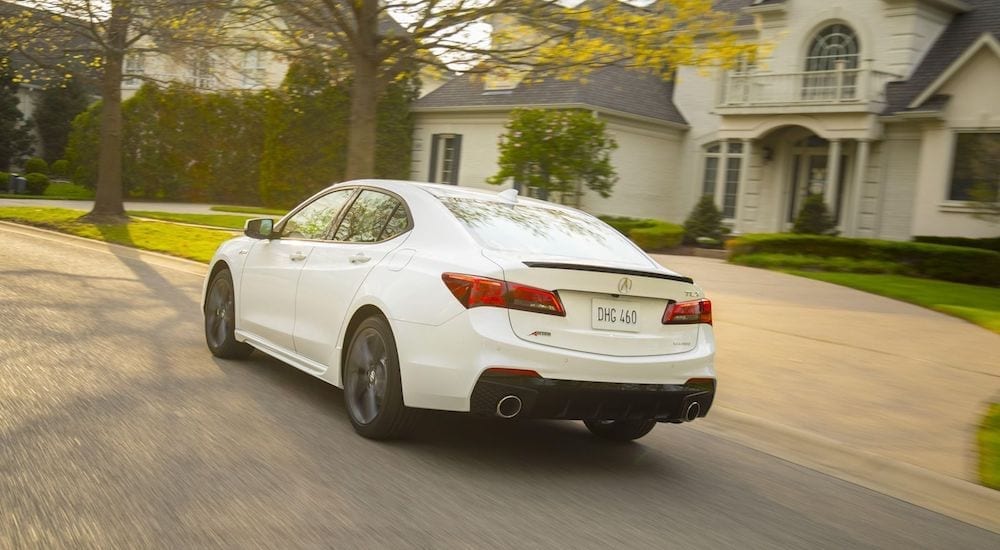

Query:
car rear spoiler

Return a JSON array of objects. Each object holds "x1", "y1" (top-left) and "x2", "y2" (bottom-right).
[{"x1": 521, "y1": 262, "x2": 694, "y2": 284}]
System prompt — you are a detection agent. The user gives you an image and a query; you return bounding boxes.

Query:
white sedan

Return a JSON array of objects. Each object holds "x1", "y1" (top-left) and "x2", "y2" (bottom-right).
[{"x1": 203, "y1": 180, "x2": 716, "y2": 441}]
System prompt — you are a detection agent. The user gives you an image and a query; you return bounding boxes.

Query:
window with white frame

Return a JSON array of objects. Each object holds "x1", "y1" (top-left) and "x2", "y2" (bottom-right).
[
  {"x1": 803, "y1": 24, "x2": 860, "y2": 100},
  {"x1": 124, "y1": 52, "x2": 144, "y2": 87},
  {"x1": 241, "y1": 50, "x2": 266, "y2": 89},
  {"x1": 949, "y1": 132, "x2": 1000, "y2": 202},
  {"x1": 189, "y1": 53, "x2": 215, "y2": 89},
  {"x1": 701, "y1": 141, "x2": 744, "y2": 219},
  {"x1": 429, "y1": 134, "x2": 462, "y2": 185}
]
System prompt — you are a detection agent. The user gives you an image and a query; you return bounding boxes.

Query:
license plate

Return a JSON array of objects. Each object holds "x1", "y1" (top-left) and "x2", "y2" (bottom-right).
[{"x1": 592, "y1": 299, "x2": 640, "y2": 332}]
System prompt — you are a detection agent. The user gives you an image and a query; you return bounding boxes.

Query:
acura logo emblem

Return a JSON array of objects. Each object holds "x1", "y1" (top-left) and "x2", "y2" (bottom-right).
[{"x1": 617, "y1": 277, "x2": 632, "y2": 295}]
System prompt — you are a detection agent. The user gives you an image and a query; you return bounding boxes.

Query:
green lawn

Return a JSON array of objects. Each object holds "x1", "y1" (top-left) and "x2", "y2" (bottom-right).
[
  {"x1": 788, "y1": 271, "x2": 1000, "y2": 334},
  {"x1": 128, "y1": 210, "x2": 257, "y2": 230},
  {"x1": 210, "y1": 205, "x2": 287, "y2": 216},
  {"x1": 0, "y1": 181, "x2": 95, "y2": 200},
  {"x1": 0, "y1": 207, "x2": 233, "y2": 263}
]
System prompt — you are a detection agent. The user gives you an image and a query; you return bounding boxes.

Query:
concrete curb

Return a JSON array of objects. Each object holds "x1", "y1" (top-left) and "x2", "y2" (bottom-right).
[
  {"x1": 0, "y1": 221, "x2": 208, "y2": 277},
  {"x1": 693, "y1": 407, "x2": 1000, "y2": 534}
]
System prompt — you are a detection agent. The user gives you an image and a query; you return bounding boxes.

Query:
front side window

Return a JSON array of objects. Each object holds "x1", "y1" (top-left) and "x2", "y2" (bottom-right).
[
  {"x1": 334, "y1": 190, "x2": 408, "y2": 243},
  {"x1": 429, "y1": 134, "x2": 462, "y2": 184},
  {"x1": 950, "y1": 132, "x2": 1000, "y2": 201},
  {"x1": 281, "y1": 189, "x2": 355, "y2": 240}
]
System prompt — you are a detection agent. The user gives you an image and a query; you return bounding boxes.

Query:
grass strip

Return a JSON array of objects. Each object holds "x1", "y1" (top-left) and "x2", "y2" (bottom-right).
[
  {"x1": 128, "y1": 210, "x2": 253, "y2": 230},
  {"x1": 210, "y1": 205, "x2": 287, "y2": 216},
  {"x1": 787, "y1": 271, "x2": 1000, "y2": 334},
  {"x1": 979, "y1": 402, "x2": 1000, "y2": 490},
  {"x1": 0, "y1": 206, "x2": 233, "y2": 264}
]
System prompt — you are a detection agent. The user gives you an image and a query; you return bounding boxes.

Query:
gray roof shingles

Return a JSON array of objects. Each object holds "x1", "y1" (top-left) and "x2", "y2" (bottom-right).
[
  {"x1": 414, "y1": 65, "x2": 687, "y2": 125},
  {"x1": 884, "y1": 0, "x2": 1000, "y2": 114}
]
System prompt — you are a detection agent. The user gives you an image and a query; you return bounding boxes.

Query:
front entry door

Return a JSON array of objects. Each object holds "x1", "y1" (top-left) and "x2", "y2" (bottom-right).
[{"x1": 787, "y1": 152, "x2": 847, "y2": 225}]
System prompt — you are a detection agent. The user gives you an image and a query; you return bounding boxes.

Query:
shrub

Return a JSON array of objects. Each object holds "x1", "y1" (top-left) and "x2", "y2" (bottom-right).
[
  {"x1": 730, "y1": 253, "x2": 904, "y2": 274},
  {"x1": 51, "y1": 159, "x2": 70, "y2": 178},
  {"x1": 683, "y1": 195, "x2": 724, "y2": 245},
  {"x1": 630, "y1": 221, "x2": 685, "y2": 251},
  {"x1": 792, "y1": 194, "x2": 837, "y2": 235},
  {"x1": 599, "y1": 216, "x2": 656, "y2": 236},
  {"x1": 979, "y1": 402, "x2": 1000, "y2": 490},
  {"x1": 913, "y1": 236, "x2": 1000, "y2": 254},
  {"x1": 24, "y1": 172, "x2": 50, "y2": 195},
  {"x1": 0, "y1": 171, "x2": 8, "y2": 190},
  {"x1": 727, "y1": 234, "x2": 1000, "y2": 286},
  {"x1": 24, "y1": 157, "x2": 48, "y2": 175}
]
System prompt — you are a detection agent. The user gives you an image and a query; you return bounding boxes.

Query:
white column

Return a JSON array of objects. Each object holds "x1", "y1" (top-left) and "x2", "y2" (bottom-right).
[
  {"x1": 846, "y1": 139, "x2": 871, "y2": 237},
  {"x1": 734, "y1": 139, "x2": 752, "y2": 233},
  {"x1": 715, "y1": 139, "x2": 729, "y2": 211},
  {"x1": 824, "y1": 138, "x2": 842, "y2": 213}
]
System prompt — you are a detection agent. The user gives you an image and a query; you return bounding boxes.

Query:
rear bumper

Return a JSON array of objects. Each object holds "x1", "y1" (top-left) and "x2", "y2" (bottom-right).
[{"x1": 470, "y1": 373, "x2": 715, "y2": 422}]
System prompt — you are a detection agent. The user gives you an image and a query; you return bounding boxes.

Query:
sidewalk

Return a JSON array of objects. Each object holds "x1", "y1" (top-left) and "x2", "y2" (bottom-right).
[
  {"x1": 0, "y1": 198, "x2": 235, "y2": 215},
  {"x1": 652, "y1": 254, "x2": 1000, "y2": 483}
]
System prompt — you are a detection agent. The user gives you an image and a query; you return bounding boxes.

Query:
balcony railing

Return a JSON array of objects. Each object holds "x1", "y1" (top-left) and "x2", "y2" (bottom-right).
[{"x1": 718, "y1": 67, "x2": 900, "y2": 109}]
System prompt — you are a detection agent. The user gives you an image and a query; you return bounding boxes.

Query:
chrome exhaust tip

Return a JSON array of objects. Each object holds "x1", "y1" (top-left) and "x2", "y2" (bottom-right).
[
  {"x1": 496, "y1": 395, "x2": 523, "y2": 419},
  {"x1": 685, "y1": 402, "x2": 701, "y2": 422}
]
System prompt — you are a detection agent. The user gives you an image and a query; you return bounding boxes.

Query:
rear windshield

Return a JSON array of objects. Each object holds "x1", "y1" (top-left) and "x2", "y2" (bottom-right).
[{"x1": 440, "y1": 197, "x2": 653, "y2": 266}]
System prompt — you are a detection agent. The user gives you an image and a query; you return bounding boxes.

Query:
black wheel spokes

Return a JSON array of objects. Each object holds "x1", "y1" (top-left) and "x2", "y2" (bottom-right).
[
  {"x1": 206, "y1": 281, "x2": 230, "y2": 348},
  {"x1": 347, "y1": 329, "x2": 389, "y2": 425}
]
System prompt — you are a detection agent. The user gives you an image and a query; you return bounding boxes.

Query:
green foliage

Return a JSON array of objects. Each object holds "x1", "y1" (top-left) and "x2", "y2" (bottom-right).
[
  {"x1": 0, "y1": 62, "x2": 33, "y2": 171},
  {"x1": 792, "y1": 193, "x2": 838, "y2": 235},
  {"x1": 913, "y1": 235, "x2": 1000, "y2": 254},
  {"x1": 23, "y1": 173, "x2": 49, "y2": 195},
  {"x1": 731, "y1": 253, "x2": 904, "y2": 274},
  {"x1": 979, "y1": 403, "x2": 1000, "y2": 489},
  {"x1": 597, "y1": 216, "x2": 683, "y2": 251},
  {"x1": 33, "y1": 78, "x2": 90, "y2": 163},
  {"x1": 488, "y1": 109, "x2": 617, "y2": 201},
  {"x1": 24, "y1": 157, "x2": 48, "y2": 175},
  {"x1": 44, "y1": 181, "x2": 93, "y2": 199},
  {"x1": 683, "y1": 195, "x2": 725, "y2": 246},
  {"x1": 66, "y1": 100, "x2": 101, "y2": 188},
  {"x1": 51, "y1": 159, "x2": 70, "y2": 178},
  {"x1": 728, "y1": 234, "x2": 1000, "y2": 286}
]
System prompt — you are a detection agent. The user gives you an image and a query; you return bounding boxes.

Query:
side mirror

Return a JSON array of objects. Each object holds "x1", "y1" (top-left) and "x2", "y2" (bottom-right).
[{"x1": 244, "y1": 218, "x2": 275, "y2": 239}]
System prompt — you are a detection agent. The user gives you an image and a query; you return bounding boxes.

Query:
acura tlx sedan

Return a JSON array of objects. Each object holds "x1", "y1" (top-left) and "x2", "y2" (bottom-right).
[{"x1": 203, "y1": 180, "x2": 716, "y2": 441}]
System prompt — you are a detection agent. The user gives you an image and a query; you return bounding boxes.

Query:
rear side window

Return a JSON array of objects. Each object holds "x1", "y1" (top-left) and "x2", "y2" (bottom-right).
[
  {"x1": 334, "y1": 190, "x2": 409, "y2": 243},
  {"x1": 440, "y1": 198, "x2": 652, "y2": 265}
]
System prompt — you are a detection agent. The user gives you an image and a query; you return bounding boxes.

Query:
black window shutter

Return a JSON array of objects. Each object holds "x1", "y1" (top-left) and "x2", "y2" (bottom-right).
[{"x1": 428, "y1": 134, "x2": 440, "y2": 182}]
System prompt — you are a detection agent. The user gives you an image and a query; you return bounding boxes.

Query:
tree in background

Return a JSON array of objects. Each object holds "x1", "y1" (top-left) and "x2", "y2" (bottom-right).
[
  {"x1": 488, "y1": 109, "x2": 617, "y2": 204},
  {"x1": 2, "y1": 1, "x2": 235, "y2": 221},
  {"x1": 238, "y1": 0, "x2": 755, "y2": 180},
  {"x1": 33, "y1": 77, "x2": 91, "y2": 163},
  {"x1": 0, "y1": 64, "x2": 33, "y2": 171},
  {"x1": 792, "y1": 194, "x2": 838, "y2": 235},
  {"x1": 682, "y1": 195, "x2": 725, "y2": 246}
]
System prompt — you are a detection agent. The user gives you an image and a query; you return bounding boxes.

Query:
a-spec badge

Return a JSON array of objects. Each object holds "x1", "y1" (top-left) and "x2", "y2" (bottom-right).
[{"x1": 617, "y1": 277, "x2": 633, "y2": 295}]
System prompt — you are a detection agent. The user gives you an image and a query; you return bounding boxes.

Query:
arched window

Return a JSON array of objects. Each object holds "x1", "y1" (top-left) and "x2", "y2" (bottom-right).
[{"x1": 805, "y1": 24, "x2": 860, "y2": 72}]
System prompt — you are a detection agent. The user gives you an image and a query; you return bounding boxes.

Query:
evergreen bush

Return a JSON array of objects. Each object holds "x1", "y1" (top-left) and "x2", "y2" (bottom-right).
[
  {"x1": 51, "y1": 159, "x2": 70, "y2": 178},
  {"x1": 24, "y1": 172, "x2": 50, "y2": 195},
  {"x1": 630, "y1": 222, "x2": 685, "y2": 250},
  {"x1": 683, "y1": 195, "x2": 724, "y2": 246},
  {"x1": 24, "y1": 157, "x2": 48, "y2": 175},
  {"x1": 792, "y1": 194, "x2": 837, "y2": 235}
]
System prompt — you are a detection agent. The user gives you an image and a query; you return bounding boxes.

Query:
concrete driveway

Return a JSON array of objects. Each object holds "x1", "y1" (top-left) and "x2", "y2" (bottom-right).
[{"x1": 653, "y1": 254, "x2": 1000, "y2": 483}]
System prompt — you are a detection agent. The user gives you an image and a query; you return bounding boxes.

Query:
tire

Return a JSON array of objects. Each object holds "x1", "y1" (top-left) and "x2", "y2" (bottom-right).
[
  {"x1": 204, "y1": 269, "x2": 253, "y2": 359},
  {"x1": 584, "y1": 419, "x2": 657, "y2": 442},
  {"x1": 342, "y1": 316, "x2": 414, "y2": 440}
]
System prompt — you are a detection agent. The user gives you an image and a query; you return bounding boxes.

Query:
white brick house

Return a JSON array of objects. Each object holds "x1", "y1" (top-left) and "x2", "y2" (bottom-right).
[{"x1": 411, "y1": 0, "x2": 1000, "y2": 240}]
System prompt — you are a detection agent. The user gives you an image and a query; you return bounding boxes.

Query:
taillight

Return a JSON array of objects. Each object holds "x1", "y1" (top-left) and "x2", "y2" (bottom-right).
[
  {"x1": 662, "y1": 299, "x2": 712, "y2": 325},
  {"x1": 442, "y1": 273, "x2": 566, "y2": 316}
]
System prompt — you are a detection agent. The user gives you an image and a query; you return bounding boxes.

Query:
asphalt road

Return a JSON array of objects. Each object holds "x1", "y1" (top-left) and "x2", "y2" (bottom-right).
[{"x1": 1, "y1": 225, "x2": 997, "y2": 549}]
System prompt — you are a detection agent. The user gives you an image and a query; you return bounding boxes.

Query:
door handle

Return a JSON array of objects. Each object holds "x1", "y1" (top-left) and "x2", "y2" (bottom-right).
[
  {"x1": 349, "y1": 253, "x2": 371, "y2": 264},
  {"x1": 289, "y1": 251, "x2": 308, "y2": 261}
]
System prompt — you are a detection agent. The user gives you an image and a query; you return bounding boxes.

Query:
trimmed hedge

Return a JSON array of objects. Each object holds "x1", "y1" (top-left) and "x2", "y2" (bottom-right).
[
  {"x1": 24, "y1": 157, "x2": 48, "y2": 175},
  {"x1": 599, "y1": 216, "x2": 684, "y2": 251},
  {"x1": 914, "y1": 236, "x2": 1000, "y2": 254},
  {"x1": 728, "y1": 234, "x2": 1000, "y2": 286},
  {"x1": 24, "y1": 173, "x2": 50, "y2": 195}
]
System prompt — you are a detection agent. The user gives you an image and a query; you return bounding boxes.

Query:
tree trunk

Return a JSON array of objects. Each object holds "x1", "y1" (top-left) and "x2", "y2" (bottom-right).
[
  {"x1": 344, "y1": 0, "x2": 380, "y2": 181},
  {"x1": 87, "y1": 3, "x2": 130, "y2": 221}
]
